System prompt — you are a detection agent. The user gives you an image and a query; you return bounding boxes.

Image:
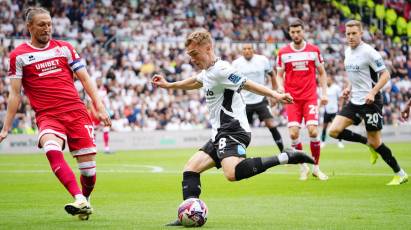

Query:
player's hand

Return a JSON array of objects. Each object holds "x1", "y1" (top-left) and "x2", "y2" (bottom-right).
[
  {"x1": 151, "y1": 74, "x2": 170, "y2": 88},
  {"x1": 0, "y1": 129, "x2": 8, "y2": 143},
  {"x1": 96, "y1": 103, "x2": 112, "y2": 127},
  {"x1": 277, "y1": 93, "x2": 294, "y2": 104},
  {"x1": 320, "y1": 95, "x2": 328, "y2": 106},
  {"x1": 401, "y1": 105, "x2": 410, "y2": 120},
  {"x1": 342, "y1": 88, "x2": 351, "y2": 99},
  {"x1": 365, "y1": 92, "x2": 375, "y2": 104},
  {"x1": 269, "y1": 97, "x2": 278, "y2": 107}
]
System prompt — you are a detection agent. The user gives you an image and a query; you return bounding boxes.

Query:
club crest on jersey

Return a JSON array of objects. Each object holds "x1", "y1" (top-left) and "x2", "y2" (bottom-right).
[
  {"x1": 228, "y1": 73, "x2": 242, "y2": 84},
  {"x1": 54, "y1": 48, "x2": 63, "y2": 56}
]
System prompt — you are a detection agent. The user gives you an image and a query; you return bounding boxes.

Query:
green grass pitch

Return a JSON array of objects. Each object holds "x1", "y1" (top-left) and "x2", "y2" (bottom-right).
[{"x1": 1, "y1": 142, "x2": 411, "y2": 229}]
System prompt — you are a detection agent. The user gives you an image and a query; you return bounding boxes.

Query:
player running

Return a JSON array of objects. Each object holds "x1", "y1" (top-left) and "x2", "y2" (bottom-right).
[
  {"x1": 276, "y1": 19, "x2": 329, "y2": 180},
  {"x1": 232, "y1": 44, "x2": 284, "y2": 152},
  {"x1": 0, "y1": 7, "x2": 111, "y2": 219},
  {"x1": 328, "y1": 20, "x2": 407, "y2": 185},
  {"x1": 152, "y1": 29, "x2": 315, "y2": 226}
]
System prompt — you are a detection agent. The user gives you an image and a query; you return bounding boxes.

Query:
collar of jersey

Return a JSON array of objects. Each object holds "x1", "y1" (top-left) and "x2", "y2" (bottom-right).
[
  {"x1": 26, "y1": 41, "x2": 51, "y2": 50},
  {"x1": 290, "y1": 41, "x2": 306, "y2": 52}
]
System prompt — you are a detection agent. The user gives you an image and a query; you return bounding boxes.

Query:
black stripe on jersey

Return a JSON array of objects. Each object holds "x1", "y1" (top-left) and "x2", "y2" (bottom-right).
[
  {"x1": 369, "y1": 66, "x2": 383, "y2": 104},
  {"x1": 220, "y1": 89, "x2": 235, "y2": 124}
]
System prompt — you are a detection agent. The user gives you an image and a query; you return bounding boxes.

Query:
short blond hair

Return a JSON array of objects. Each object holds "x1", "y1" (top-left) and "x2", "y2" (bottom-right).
[
  {"x1": 345, "y1": 20, "x2": 363, "y2": 31},
  {"x1": 185, "y1": 29, "x2": 212, "y2": 47}
]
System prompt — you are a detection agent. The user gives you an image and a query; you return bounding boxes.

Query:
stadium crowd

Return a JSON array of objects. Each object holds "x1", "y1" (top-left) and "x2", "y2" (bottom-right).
[{"x1": 0, "y1": 0, "x2": 410, "y2": 133}]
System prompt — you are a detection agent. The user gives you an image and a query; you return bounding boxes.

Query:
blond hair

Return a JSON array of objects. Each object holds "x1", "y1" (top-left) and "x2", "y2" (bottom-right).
[
  {"x1": 345, "y1": 20, "x2": 363, "y2": 31},
  {"x1": 185, "y1": 29, "x2": 212, "y2": 47},
  {"x1": 24, "y1": 7, "x2": 50, "y2": 24}
]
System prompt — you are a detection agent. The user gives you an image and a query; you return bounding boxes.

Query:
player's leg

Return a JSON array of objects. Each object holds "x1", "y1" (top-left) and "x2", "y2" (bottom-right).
[
  {"x1": 321, "y1": 121, "x2": 329, "y2": 147},
  {"x1": 257, "y1": 99, "x2": 284, "y2": 152},
  {"x1": 367, "y1": 130, "x2": 408, "y2": 185},
  {"x1": 102, "y1": 126, "x2": 110, "y2": 153},
  {"x1": 286, "y1": 102, "x2": 303, "y2": 151},
  {"x1": 328, "y1": 103, "x2": 367, "y2": 144}
]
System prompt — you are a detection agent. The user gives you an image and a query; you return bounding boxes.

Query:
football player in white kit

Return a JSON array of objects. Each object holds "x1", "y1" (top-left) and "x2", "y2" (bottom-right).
[
  {"x1": 152, "y1": 30, "x2": 315, "y2": 226},
  {"x1": 232, "y1": 44, "x2": 284, "y2": 152},
  {"x1": 328, "y1": 20, "x2": 407, "y2": 185},
  {"x1": 320, "y1": 76, "x2": 344, "y2": 148}
]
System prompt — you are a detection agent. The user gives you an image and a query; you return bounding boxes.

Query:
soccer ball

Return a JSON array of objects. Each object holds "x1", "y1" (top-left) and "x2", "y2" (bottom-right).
[{"x1": 178, "y1": 198, "x2": 208, "y2": 227}]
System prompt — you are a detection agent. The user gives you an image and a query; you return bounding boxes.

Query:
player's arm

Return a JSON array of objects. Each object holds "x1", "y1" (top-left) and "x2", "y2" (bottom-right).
[
  {"x1": 151, "y1": 74, "x2": 202, "y2": 90},
  {"x1": 401, "y1": 99, "x2": 411, "y2": 120},
  {"x1": 0, "y1": 79, "x2": 22, "y2": 142},
  {"x1": 244, "y1": 79, "x2": 293, "y2": 104},
  {"x1": 75, "y1": 68, "x2": 111, "y2": 127},
  {"x1": 317, "y1": 64, "x2": 328, "y2": 105},
  {"x1": 365, "y1": 69, "x2": 390, "y2": 104},
  {"x1": 276, "y1": 68, "x2": 285, "y2": 93}
]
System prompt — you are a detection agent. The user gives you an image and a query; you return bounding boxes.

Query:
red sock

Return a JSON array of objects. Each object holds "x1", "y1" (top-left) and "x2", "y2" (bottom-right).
[
  {"x1": 292, "y1": 141, "x2": 303, "y2": 150},
  {"x1": 103, "y1": 131, "x2": 109, "y2": 148},
  {"x1": 80, "y1": 175, "x2": 96, "y2": 198},
  {"x1": 46, "y1": 150, "x2": 82, "y2": 197},
  {"x1": 310, "y1": 140, "x2": 321, "y2": 165}
]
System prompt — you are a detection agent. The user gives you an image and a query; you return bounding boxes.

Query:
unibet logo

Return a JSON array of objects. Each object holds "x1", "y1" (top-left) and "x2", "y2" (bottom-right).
[{"x1": 206, "y1": 89, "x2": 214, "y2": 96}]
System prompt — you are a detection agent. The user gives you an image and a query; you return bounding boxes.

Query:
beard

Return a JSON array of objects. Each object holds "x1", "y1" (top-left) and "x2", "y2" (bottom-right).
[
  {"x1": 36, "y1": 35, "x2": 50, "y2": 45},
  {"x1": 293, "y1": 38, "x2": 302, "y2": 45}
]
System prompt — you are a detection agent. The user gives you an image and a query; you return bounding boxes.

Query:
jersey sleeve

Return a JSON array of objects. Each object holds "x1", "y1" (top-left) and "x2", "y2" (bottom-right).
[
  {"x1": 315, "y1": 46, "x2": 324, "y2": 67},
  {"x1": 217, "y1": 63, "x2": 247, "y2": 92},
  {"x1": 7, "y1": 52, "x2": 23, "y2": 79},
  {"x1": 276, "y1": 50, "x2": 284, "y2": 71},
  {"x1": 196, "y1": 70, "x2": 205, "y2": 83},
  {"x1": 61, "y1": 42, "x2": 86, "y2": 73},
  {"x1": 368, "y1": 48, "x2": 386, "y2": 73},
  {"x1": 263, "y1": 56, "x2": 272, "y2": 74}
]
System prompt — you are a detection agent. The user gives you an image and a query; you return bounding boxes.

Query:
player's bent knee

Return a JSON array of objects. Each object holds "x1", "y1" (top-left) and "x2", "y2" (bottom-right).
[
  {"x1": 78, "y1": 161, "x2": 96, "y2": 176},
  {"x1": 223, "y1": 170, "x2": 237, "y2": 182},
  {"x1": 328, "y1": 128, "x2": 340, "y2": 138}
]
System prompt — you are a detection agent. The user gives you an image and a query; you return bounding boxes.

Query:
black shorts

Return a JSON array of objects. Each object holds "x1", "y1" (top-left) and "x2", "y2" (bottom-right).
[
  {"x1": 338, "y1": 102, "x2": 383, "y2": 131},
  {"x1": 199, "y1": 120, "x2": 251, "y2": 169},
  {"x1": 246, "y1": 98, "x2": 273, "y2": 124},
  {"x1": 323, "y1": 112, "x2": 337, "y2": 123}
]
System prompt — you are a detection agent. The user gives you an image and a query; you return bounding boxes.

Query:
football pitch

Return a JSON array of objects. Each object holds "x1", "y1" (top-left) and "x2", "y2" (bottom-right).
[{"x1": 1, "y1": 142, "x2": 411, "y2": 230}]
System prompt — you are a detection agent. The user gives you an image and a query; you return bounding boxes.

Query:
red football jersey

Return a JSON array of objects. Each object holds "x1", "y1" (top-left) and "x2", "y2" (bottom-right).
[
  {"x1": 276, "y1": 42, "x2": 323, "y2": 100},
  {"x1": 7, "y1": 40, "x2": 86, "y2": 117}
]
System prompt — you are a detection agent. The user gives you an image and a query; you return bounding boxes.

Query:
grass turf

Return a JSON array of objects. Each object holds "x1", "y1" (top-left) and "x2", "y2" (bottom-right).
[{"x1": 0, "y1": 142, "x2": 410, "y2": 229}]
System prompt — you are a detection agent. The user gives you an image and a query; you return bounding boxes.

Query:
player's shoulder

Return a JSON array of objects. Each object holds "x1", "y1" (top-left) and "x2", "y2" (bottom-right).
[
  {"x1": 232, "y1": 56, "x2": 244, "y2": 65},
  {"x1": 9, "y1": 42, "x2": 31, "y2": 57},
  {"x1": 305, "y1": 42, "x2": 320, "y2": 52},
  {"x1": 50, "y1": 39, "x2": 74, "y2": 48},
  {"x1": 254, "y1": 54, "x2": 269, "y2": 62},
  {"x1": 278, "y1": 44, "x2": 293, "y2": 53}
]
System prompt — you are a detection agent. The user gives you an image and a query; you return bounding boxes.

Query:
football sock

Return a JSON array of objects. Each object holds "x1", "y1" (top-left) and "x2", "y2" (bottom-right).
[
  {"x1": 182, "y1": 171, "x2": 201, "y2": 200},
  {"x1": 291, "y1": 139, "x2": 303, "y2": 150},
  {"x1": 321, "y1": 128, "x2": 327, "y2": 142},
  {"x1": 397, "y1": 169, "x2": 406, "y2": 177},
  {"x1": 310, "y1": 137, "x2": 321, "y2": 165},
  {"x1": 103, "y1": 130, "x2": 109, "y2": 149},
  {"x1": 234, "y1": 155, "x2": 288, "y2": 181},
  {"x1": 44, "y1": 140, "x2": 82, "y2": 197},
  {"x1": 269, "y1": 127, "x2": 284, "y2": 152},
  {"x1": 336, "y1": 129, "x2": 367, "y2": 144},
  {"x1": 78, "y1": 160, "x2": 96, "y2": 198},
  {"x1": 374, "y1": 143, "x2": 401, "y2": 173}
]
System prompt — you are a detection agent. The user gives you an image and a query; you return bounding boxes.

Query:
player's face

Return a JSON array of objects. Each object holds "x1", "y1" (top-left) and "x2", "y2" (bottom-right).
[
  {"x1": 187, "y1": 42, "x2": 212, "y2": 69},
  {"x1": 345, "y1": 26, "x2": 362, "y2": 48},
  {"x1": 28, "y1": 13, "x2": 52, "y2": 45},
  {"x1": 242, "y1": 44, "x2": 254, "y2": 60},
  {"x1": 289, "y1": 26, "x2": 304, "y2": 44}
]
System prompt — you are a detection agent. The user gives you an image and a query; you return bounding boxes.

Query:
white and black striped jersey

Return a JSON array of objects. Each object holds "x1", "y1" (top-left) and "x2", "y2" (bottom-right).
[
  {"x1": 232, "y1": 54, "x2": 272, "y2": 104},
  {"x1": 344, "y1": 42, "x2": 386, "y2": 105},
  {"x1": 196, "y1": 59, "x2": 250, "y2": 141}
]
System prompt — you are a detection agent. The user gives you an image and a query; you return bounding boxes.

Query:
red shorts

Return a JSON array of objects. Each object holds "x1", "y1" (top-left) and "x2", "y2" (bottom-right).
[
  {"x1": 285, "y1": 99, "x2": 319, "y2": 127},
  {"x1": 36, "y1": 109, "x2": 96, "y2": 157}
]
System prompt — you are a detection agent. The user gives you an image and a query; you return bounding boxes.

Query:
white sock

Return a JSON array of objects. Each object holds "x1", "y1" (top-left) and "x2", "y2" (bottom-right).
[
  {"x1": 278, "y1": 152, "x2": 289, "y2": 164},
  {"x1": 396, "y1": 169, "x2": 406, "y2": 177},
  {"x1": 313, "y1": 165, "x2": 319, "y2": 172},
  {"x1": 74, "y1": 194, "x2": 87, "y2": 202}
]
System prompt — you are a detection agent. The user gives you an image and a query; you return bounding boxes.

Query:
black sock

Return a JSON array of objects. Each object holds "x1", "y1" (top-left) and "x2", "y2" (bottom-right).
[
  {"x1": 375, "y1": 143, "x2": 401, "y2": 173},
  {"x1": 182, "y1": 171, "x2": 201, "y2": 200},
  {"x1": 269, "y1": 127, "x2": 284, "y2": 152},
  {"x1": 336, "y1": 129, "x2": 367, "y2": 144},
  {"x1": 321, "y1": 128, "x2": 326, "y2": 142},
  {"x1": 234, "y1": 157, "x2": 280, "y2": 181}
]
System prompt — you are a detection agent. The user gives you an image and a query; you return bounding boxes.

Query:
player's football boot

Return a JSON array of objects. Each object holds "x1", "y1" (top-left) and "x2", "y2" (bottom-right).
[
  {"x1": 165, "y1": 219, "x2": 182, "y2": 226},
  {"x1": 368, "y1": 146, "x2": 379, "y2": 165},
  {"x1": 320, "y1": 142, "x2": 326, "y2": 149},
  {"x1": 386, "y1": 173, "x2": 408, "y2": 186},
  {"x1": 312, "y1": 169, "x2": 329, "y2": 180},
  {"x1": 284, "y1": 148, "x2": 315, "y2": 164},
  {"x1": 337, "y1": 141, "x2": 345, "y2": 148},
  {"x1": 64, "y1": 200, "x2": 93, "y2": 219},
  {"x1": 299, "y1": 164, "x2": 310, "y2": 181}
]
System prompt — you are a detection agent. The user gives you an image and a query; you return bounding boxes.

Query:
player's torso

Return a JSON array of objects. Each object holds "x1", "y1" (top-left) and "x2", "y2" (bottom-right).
[
  {"x1": 279, "y1": 43, "x2": 319, "y2": 100},
  {"x1": 233, "y1": 55, "x2": 268, "y2": 104},
  {"x1": 325, "y1": 84, "x2": 340, "y2": 113},
  {"x1": 13, "y1": 40, "x2": 84, "y2": 114}
]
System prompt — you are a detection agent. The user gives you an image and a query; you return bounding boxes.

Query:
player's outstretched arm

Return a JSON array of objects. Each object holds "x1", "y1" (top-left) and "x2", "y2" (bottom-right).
[
  {"x1": 275, "y1": 68, "x2": 285, "y2": 93},
  {"x1": 365, "y1": 69, "x2": 390, "y2": 104},
  {"x1": 317, "y1": 64, "x2": 328, "y2": 105},
  {"x1": 76, "y1": 68, "x2": 111, "y2": 127},
  {"x1": 243, "y1": 79, "x2": 293, "y2": 104},
  {"x1": 151, "y1": 74, "x2": 202, "y2": 90},
  {"x1": 0, "y1": 79, "x2": 22, "y2": 143}
]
